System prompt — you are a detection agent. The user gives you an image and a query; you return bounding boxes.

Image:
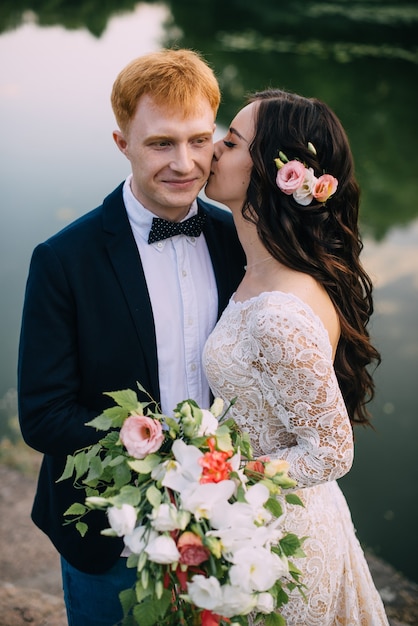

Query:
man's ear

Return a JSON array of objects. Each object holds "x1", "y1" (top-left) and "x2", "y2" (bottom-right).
[{"x1": 113, "y1": 130, "x2": 128, "y2": 155}]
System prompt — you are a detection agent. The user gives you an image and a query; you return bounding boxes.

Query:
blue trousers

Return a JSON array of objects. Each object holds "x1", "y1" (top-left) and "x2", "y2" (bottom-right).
[{"x1": 61, "y1": 556, "x2": 137, "y2": 626}]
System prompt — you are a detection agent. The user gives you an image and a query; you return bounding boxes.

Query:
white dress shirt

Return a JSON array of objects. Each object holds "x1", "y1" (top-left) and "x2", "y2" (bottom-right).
[{"x1": 123, "y1": 175, "x2": 218, "y2": 415}]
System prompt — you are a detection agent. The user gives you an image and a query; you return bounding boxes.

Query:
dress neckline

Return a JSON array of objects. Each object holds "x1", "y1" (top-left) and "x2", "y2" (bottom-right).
[{"x1": 229, "y1": 290, "x2": 333, "y2": 357}]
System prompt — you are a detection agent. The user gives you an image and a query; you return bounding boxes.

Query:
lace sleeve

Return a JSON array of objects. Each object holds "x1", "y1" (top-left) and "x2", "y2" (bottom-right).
[{"x1": 252, "y1": 298, "x2": 354, "y2": 488}]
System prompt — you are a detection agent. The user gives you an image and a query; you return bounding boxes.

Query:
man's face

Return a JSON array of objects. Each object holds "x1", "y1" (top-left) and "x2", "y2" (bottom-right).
[{"x1": 113, "y1": 94, "x2": 216, "y2": 220}]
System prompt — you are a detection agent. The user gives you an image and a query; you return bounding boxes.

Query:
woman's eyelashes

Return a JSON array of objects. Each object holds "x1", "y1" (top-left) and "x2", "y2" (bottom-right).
[{"x1": 223, "y1": 140, "x2": 236, "y2": 148}]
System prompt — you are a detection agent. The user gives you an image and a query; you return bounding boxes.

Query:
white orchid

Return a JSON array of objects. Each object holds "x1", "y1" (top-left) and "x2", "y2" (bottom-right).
[
  {"x1": 161, "y1": 439, "x2": 203, "y2": 493},
  {"x1": 180, "y1": 480, "x2": 236, "y2": 520},
  {"x1": 208, "y1": 524, "x2": 282, "y2": 559},
  {"x1": 148, "y1": 502, "x2": 190, "y2": 532},
  {"x1": 209, "y1": 483, "x2": 271, "y2": 532},
  {"x1": 215, "y1": 584, "x2": 257, "y2": 617},
  {"x1": 186, "y1": 575, "x2": 224, "y2": 611},
  {"x1": 229, "y1": 546, "x2": 289, "y2": 593},
  {"x1": 123, "y1": 524, "x2": 151, "y2": 554}
]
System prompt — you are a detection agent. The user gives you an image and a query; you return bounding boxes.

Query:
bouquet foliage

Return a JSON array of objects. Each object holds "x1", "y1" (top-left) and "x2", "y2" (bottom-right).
[{"x1": 59, "y1": 384, "x2": 306, "y2": 626}]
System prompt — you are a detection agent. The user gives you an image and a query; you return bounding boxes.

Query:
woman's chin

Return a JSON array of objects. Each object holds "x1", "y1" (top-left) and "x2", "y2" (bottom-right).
[{"x1": 204, "y1": 181, "x2": 217, "y2": 201}]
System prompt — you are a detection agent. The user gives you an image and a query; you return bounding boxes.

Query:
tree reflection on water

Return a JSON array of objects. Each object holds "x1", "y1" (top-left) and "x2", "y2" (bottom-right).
[{"x1": 2, "y1": 0, "x2": 417, "y2": 238}]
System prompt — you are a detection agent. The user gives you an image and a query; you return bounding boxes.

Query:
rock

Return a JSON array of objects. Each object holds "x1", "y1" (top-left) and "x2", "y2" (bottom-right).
[
  {"x1": 0, "y1": 583, "x2": 66, "y2": 626},
  {"x1": 366, "y1": 552, "x2": 418, "y2": 626}
]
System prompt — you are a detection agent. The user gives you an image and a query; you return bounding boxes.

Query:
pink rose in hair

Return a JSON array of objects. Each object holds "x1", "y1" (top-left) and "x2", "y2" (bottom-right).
[
  {"x1": 276, "y1": 160, "x2": 306, "y2": 194},
  {"x1": 293, "y1": 167, "x2": 316, "y2": 206},
  {"x1": 313, "y1": 174, "x2": 338, "y2": 203},
  {"x1": 120, "y1": 414, "x2": 164, "y2": 459}
]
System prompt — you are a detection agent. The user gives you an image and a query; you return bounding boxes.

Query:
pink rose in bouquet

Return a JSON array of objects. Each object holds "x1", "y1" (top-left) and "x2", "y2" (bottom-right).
[{"x1": 120, "y1": 413, "x2": 164, "y2": 458}]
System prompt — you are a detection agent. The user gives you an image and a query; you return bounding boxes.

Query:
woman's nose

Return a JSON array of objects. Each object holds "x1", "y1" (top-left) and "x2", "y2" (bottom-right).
[{"x1": 213, "y1": 140, "x2": 222, "y2": 161}]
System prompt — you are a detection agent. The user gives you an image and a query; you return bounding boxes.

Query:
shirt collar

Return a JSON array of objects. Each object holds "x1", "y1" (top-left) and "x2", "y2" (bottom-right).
[{"x1": 123, "y1": 174, "x2": 199, "y2": 246}]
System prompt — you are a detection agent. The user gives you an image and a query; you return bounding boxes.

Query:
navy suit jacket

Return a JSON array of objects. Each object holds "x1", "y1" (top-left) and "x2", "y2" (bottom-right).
[{"x1": 18, "y1": 182, "x2": 245, "y2": 573}]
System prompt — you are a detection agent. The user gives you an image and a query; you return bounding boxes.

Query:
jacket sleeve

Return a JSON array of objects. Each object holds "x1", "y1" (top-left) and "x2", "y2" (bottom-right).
[{"x1": 18, "y1": 241, "x2": 101, "y2": 456}]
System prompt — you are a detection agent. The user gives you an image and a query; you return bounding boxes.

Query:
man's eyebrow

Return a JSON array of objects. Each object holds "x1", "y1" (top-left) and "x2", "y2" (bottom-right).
[
  {"x1": 230, "y1": 126, "x2": 249, "y2": 143},
  {"x1": 146, "y1": 131, "x2": 213, "y2": 142}
]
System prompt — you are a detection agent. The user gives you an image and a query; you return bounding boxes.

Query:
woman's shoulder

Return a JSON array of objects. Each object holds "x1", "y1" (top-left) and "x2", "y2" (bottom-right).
[
  {"x1": 272, "y1": 272, "x2": 340, "y2": 354},
  {"x1": 230, "y1": 285, "x2": 337, "y2": 357}
]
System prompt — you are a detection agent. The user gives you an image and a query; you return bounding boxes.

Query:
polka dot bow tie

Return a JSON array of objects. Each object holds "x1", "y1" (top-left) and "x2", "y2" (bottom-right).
[{"x1": 148, "y1": 213, "x2": 206, "y2": 244}]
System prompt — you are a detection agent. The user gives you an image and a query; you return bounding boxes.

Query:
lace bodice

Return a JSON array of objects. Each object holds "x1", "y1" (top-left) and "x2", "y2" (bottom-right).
[{"x1": 203, "y1": 291, "x2": 354, "y2": 488}]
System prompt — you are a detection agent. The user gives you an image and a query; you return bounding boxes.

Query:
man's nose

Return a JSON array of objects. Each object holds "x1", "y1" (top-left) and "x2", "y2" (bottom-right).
[{"x1": 170, "y1": 145, "x2": 194, "y2": 173}]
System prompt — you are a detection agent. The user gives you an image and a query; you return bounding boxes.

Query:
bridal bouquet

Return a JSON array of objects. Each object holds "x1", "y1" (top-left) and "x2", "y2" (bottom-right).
[{"x1": 59, "y1": 384, "x2": 305, "y2": 626}]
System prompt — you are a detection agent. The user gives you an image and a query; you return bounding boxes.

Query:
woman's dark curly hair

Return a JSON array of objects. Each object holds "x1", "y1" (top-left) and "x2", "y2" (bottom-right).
[{"x1": 244, "y1": 89, "x2": 381, "y2": 426}]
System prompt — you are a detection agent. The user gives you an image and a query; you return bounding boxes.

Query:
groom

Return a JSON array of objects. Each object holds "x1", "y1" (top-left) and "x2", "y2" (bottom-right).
[{"x1": 18, "y1": 48, "x2": 244, "y2": 625}]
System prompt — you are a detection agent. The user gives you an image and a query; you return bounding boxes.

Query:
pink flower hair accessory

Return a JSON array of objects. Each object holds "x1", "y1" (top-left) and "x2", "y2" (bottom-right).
[{"x1": 274, "y1": 143, "x2": 338, "y2": 206}]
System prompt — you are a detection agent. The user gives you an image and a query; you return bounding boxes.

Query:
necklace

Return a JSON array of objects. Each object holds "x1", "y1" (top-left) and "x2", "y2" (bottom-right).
[{"x1": 244, "y1": 256, "x2": 273, "y2": 270}]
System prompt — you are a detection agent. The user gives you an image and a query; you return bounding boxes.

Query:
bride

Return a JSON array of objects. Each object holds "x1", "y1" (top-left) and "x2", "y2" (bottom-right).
[{"x1": 203, "y1": 89, "x2": 389, "y2": 625}]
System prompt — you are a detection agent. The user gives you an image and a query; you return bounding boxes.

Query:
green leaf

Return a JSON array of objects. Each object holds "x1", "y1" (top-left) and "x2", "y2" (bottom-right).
[
  {"x1": 135, "y1": 582, "x2": 153, "y2": 603},
  {"x1": 164, "y1": 417, "x2": 180, "y2": 434},
  {"x1": 239, "y1": 431, "x2": 253, "y2": 459},
  {"x1": 101, "y1": 430, "x2": 121, "y2": 448},
  {"x1": 146, "y1": 484, "x2": 161, "y2": 508},
  {"x1": 119, "y1": 588, "x2": 136, "y2": 617},
  {"x1": 104, "y1": 389, "x2": 140, "y2": 411},
  {"x1": 235, "y1": 483, "x2": 247, "y2": 502},
  {"x1": 84, "y1": 455, "x2": 103, "y2": 484},
  {"x1": 113, "y1": 462, "x2": 132, "y2": 489},
  {"x1": 215, "y1": 426, "x2": 233, "y2": 452},
  {"x1": 126, "y1": 553, "x2": 139, "y2": 569},
  {"x1": 274, "y1": 586, "x2": 289, "y2": 607},
  {"x1": 74, "y1": 451, "x2": 89, "y2": 480},
  {"x1": 136, "y1": 381, "x2": 151, "y2": 397},
  {"x1": 109, "y1": 454, "x2": 128, "y2": 467},
  {"x1": 132, "y1": 598, "x2": 163, "y2": 626},
  {"x1": 56, "y1": 454, "x2": 75, "y2": 482},
  {"x1": 280, "y1": 533, "x2": 303, "y2": 557},
  {"x1": 265, "y1": 496, "x2": 283, "y2": 518},
  {"x1": 64, "y1": 502, "x2": 87, "y2": 516},
  {"x1": 85, "y1": 443, "x2": 102, "y2": 459},
  {"x1": 112, "y1": 485, "x2": 142, "y2": 507},
  {"x1": 285, "y1": 493, "x2": 304, "y2": 507},
  {"x1": 288, "y1": 559, "x2": 302, "y2": 574},
  {"x1": 128, "y1": 454, "x2": 161, "y2": 474},
  {"x1": 76, "y1": 521, "x2": 88, "y2": 537},
  {"x1": 85, "y1": 413, "x2": 115, "y2": 431},
  {"x1": 265, "y1": 611, "x2": 286, "y2": 625}
]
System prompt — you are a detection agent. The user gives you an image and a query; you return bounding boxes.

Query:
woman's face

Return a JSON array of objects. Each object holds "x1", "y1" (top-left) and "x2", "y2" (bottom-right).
[{"x1": 205, "y1": 101, "x2": 257, "y2": 212}]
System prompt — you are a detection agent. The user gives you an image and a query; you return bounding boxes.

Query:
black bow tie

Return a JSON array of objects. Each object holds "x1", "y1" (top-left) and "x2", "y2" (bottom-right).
[{"x1": 148, "y1": 213, "x2": 206, "y2": 244}]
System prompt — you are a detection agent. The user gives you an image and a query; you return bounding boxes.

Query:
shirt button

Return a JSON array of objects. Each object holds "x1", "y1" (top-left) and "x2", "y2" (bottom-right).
[
  {"x1": 182, "y1": 270, "x2": 187, "y2": 277},
  {"x1": 190, "y1": 237, "x2": 195, "y2": 243},
  {"x1": 190, "y1": 363, "x2": 197, "y2": 372},
  {"x1": 157, "y1": 242, "x2": 163, "y2": 249}
]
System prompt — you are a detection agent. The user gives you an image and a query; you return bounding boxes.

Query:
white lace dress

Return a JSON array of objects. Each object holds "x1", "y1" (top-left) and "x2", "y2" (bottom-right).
[{"x1": 202, "y1": 292, "x2": 389, "y2": 626}]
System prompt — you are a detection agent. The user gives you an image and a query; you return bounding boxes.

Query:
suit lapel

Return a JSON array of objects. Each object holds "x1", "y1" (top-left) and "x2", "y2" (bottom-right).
[{"x1": 101, "y1": 185, "x2": 160, "y2": 400}]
